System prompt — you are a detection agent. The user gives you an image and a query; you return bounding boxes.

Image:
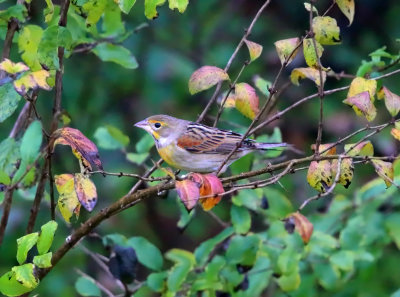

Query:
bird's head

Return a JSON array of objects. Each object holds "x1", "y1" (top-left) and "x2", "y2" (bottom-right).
[{"x1": 134, "y1": 115, "x2": 186, "y2": 145}]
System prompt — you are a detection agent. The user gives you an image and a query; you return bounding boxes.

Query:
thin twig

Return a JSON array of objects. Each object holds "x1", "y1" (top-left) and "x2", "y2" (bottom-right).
[{"x1": 75, "y1": 268, "x2": 116, "y2": 297}]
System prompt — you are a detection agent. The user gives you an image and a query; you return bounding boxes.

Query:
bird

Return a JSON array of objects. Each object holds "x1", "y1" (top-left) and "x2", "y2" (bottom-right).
[{"x1": 134, "y1": 114, "x2": 289, "y2": 173}]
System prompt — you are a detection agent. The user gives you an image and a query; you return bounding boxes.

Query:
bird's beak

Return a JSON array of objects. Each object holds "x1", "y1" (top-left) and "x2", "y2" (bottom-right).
[{"x1": 134, "y1": 120, "x2": 148, "y2": 129}]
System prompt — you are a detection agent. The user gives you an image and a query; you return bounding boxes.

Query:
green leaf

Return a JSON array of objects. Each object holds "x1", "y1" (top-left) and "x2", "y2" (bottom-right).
[
  {"x1": 103, "y1": 233, "x2": 127, "y2": 247},
  {"x1": 127, "y1": 236, "x2": 163, "y2": 270},
  {"x1": 82, "y1": 0, "x2": 107, "y2": 26},
  {"x1": 0, "y1": 84, "x2": 22, "y2": 123},
  {"x1": 277, "y1": 247, "x2": 299, "y2": 275},
  {"x1": 38, "y1": 26, "x2": 72, "y2": 70},
  {"x1": 0, "y1": 4, "x2": 27, "y2": 22},
  {"x1": 16, "y1": 232, "x2": 39, "y2": 264},
  {"x1": 135, "y1": 133, "x2": 154, "y2": 153},
  {"x1": 253, "y1": 75, "x2": 271, "y2": 97},
  {"x1": 0, "y1": 270, "x2": 33, "y2": 296},
  {"x1": 12, "y1": 264, "x2": 38, "y2": 289},
  {"x1": 0, "y1": 170, "x2": 10, "y2": 186},
  {"x1": 303, "y1": 38, "x2": 324, "y2": 68},
  {"x1": 263, "y1": 188, "x2": 294, "y2": 219},
  {"x1": 37, "y1": 220, "x2": 58, "y2": 255},
  {"x1": 118, "y1": 0, "x2": 137, "y2": 14},
  {"x1": 194, "y1": 227, "x2": 234, "y2": 266},
  {"x1": 147, "y1": 271, "x2": 167, "y2": 292},
  {"x1": 313, "y1": 262, "x2": 340, "y2": 290},
  {"x1": 165, "y1": 249, "x2": 195, "y2": 292},
  {"x1": 0, "y1": 138, "x2": 20, "y2": 175},
  {"x1": 276, "y1": 270, "x2": 301, "y2": 292},
  {"x1": 94, "y1": 125, "x2": 129, "y2": 150},
  {"x1": 226, "y1": 234, "x2": 260, "y2": 265},
  {"x1": 385, "y1": 213, "x2": 400, "y2": 249},
  {"x1": 176, "y1": 197, "x2": 195, "y2": 229},
  {"x1": 145, "y1": 0, "x2": 166, "y2": 19},
  {"x1": 44, "y1": 0, "x2": 54, "y2": 23},
  {"x1": 126, "y1": 152, "x2": 149, "y2": 165},
  {"x1": 168, "y1": 0, "x2": 188, "y2": 13},
  {"x1": 20, "y1": 120, "x2": 42, "y2": 164},
  {"x1": 231, "y1": 205, "x2": 251, "y2": 234},
  {"x1": 92, "y1": 43, "x2": 138, "y2": 69},
  {"x1": 75, "y1": 276, "x2": 101, "y2": 297},
  {"x1": 33, "y1": 252, "x2": 52, "y2": 268},
  {"x1": 312, "y1": 16, "x2": 341, "y2": 45},
  {"x1": 329, "y1": 250, "x2": 355, "y2": 271}
]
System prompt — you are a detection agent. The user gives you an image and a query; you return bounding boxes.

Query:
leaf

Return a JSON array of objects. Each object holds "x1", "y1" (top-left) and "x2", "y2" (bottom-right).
[
  {"x1": 347, "y1": 77, "x2": 377, "y2": 101},
  {"x1": 336, "y1": 0, "x2": 355, "y2": 25},
  {"x1": 311, "y1": 143, "x2": 336, "y2": 156},
  {"x1": 55, "y1": 174, "x2": 81, "y2": 223},
  {"x1": 0, "y1": 59, "x2": 29, "y2": 74},
  {"x1": 379, "y1": 86, "x2": 400, "y2": 117},
  {"x1": 244, "y1": 39, "x2": 263, "y2": 62},
  {"x1": 312, "y1": 16, "x2": 341, "y2": 45},
  {"x1": 304, "y1": 2, "x2": 318, "y2": 14},
  {"x1": 75, "y1": 277, "x2": 101, "y2": 297},
  {"x1": 92, "y1": 43, "x2": 138, "y2": 69},
  {"x1": 252, "y1": 75, "x2": 271, "y2": 97},
  {"x1": 385, "y1": 213, "x2": 400, "y2": 249},
  {"x1": 371, "y1": 160, "x2": 394, "y2": 188},
  {"x1": 165, "y1": 249, "x2": 195, "y2": 292},
  {"x1": 12, "y1": 264, "x2": 38, "y2": 290},
  {"x1": 20, "y1": 120, "x2": 42, "y2": 164},
  {"x1": 135, "y1": 133, "x2": 154, "y2": 153},
  {"x1": 234, "y1": 82, "x2": 259, "y2": 120},
  {"x1": 37, "y1": 26, "x2": 72, "y2": 70},
  {"x1": 189, "y1": 173, "x2": 224, "y2": 211},
  {"x1": 277, "y1": 271, "x2": 301, "y2": 292},
  {"x1": 188, "y1": 66, "x2": 229, "y2": 95},
  {"x1": 344, "y1": 141, "x2": 374, "y2": 156},
  {"x1": 126, "y1": 152, "x2": 149, "y2": 165},
  {"x1": 44, "y1": 0, "x2": 54, "y2": 22},
  {"x1": 168, "y1": 0, "x2": 188, "y2": 13},
  {"x1": 118, "y1": 0, "x2": 137, "y2": 14},
  {"x1": 33, "y1": 252, "x2": 52, "y2": 268},
  {"x1": 290, "y1": 67, "x2": 326, "y2": 87},
  {"x1": 82, "y1": 0, "x2": 107, "y2": 26},
  {"x1": 331, "y1": 158, "x2": 354, "y2": 188},
  {"x1": 144, "y1": 0, "x2": 166, "y2": 19},
  {"x1": 13, "y1": 70, "x2": 51, "y2": 95},
  {"x1": 94, "y1": 125, "x2": 129, "y2": 150},
  {"x1": 303, "y1": 38, "x2": 324, "y2": 68},
  {"x1": 307, "y1": 160, "x2": 332, "y2": 193},
  {"x1": 126, "y1": 236, "x2": 163, "y2": 271},
  {"x1": 37, "y1": 220, "x2": 58, "y2": 255},
  {"x1": 231, "y1": 205, "x2": 251, "y2": 234},
  {"x1": 18, "y1": 25, "x2": 43, "y2": 70},
  {"x1": 0, "y1": 83, "x2": 21, "y2": 123},
  {"x1": 0, "y1": 270, "x2": 33, "y2": 296},
  {"x1": 226, "y1": 234, "x2": 260, "y2": 265},
  {"x1": 0, "y1": 4, "x2": 27, "y2": 22},
  {"x1": 290, "y1": 212, "x2": 314, "y2": 243},
  {"x1": 0, "y1": 138, "x2": 19, "y2": 175},
  {"x1": 274, "y1": 37, "x2": 300, "y2": 66},
  {"x1": 16, "y1": 233, "x2": 39, "y2": 264},
  {"x1": 147, "y1": 271, "x2": 168, "y2": 292},
  {"x1": 343, "y1": 91, "x2": 377, "y2": 122},
  {"x1": 176, "y1": 179, "x2": 199, "y2": 211},
  {"x1": 391, "y1": 128, "x2": 400, "y2": 141},
  {"x1": 74, "y1": 173, "x2": 98, "y2": 212},
  {"x1": 0, "y1": 170, "x2": 11, "y2": 186},
  {"x1": 52, "y1": 127, "x2": 103, "y2": 171},
  {"x1": 329, "y1": 250, "x2": 354, "y2": 271}
]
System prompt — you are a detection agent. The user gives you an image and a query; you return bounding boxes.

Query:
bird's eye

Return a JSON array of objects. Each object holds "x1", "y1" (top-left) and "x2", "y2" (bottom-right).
[{"x1": 154, "y1": 122, "x2": 162, "y2": 129}]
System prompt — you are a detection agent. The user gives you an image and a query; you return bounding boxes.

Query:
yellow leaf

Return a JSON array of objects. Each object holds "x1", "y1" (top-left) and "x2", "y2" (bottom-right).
[
  {"x1": 188, "y1": 66, "x2": 230, "y2": 95},
  {"x1": 307, "y1": 160, "x2": 332, "y2": 193},
  {"x1": 347, "y1": 77, "x2": 377, "y2": 101},
  {"x1": 331, "y1": 158, "x2": 354, "y2": 188},
  {"x1": 303, "y1": 38, "x2": 324, "y2": 68},
  {"x1": 274, "y1": 37, "x2": 301, "y2": 66},
  {"x1": 74, "y1": 173, "x2": 98, "y2": 212},
  {"x1": 336, "y1": 0, "x2": 355, "y2": 26},
  {"x1": 312, "y1": 16, "x2": 341, "y2": 45},
  {"x1": 13, "y1": 70, "x2": 51, "y2": 95},
  {"x1": 234, "y1": 83, "x2": 259, "y2": 120},
  {"x1": 55, "y1": 174, "x2": 80, "y2": 223},
  {"x1": 380, "y1": 86, "x2": 400, "y2": 117},
  {"x1": 371, "y1": 160, "x2": 394, "y2": 188},
  {"x1": 344, "y1": 141, "x2": 374, "y2": 157},
  {"x1": 0, "y1": 58, "x2": 29, "y2": 74},
  {"x1": 391, "y1": 128, "x2": 400, "y2": 141},
  {"x1": 290, "y1": 67, "x2": 326, "y2": 87},
  {"x1": 343, "y1": 91, "x2": 377, "y2": 122},
  {"x1": 244, "y1": 39, "x2": 263, "y2": 62}
]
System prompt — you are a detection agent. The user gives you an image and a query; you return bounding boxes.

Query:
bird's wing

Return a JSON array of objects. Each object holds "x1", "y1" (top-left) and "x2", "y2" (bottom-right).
[{"x1": 177, "y1": 123, "x2": 254, "y2": 154}]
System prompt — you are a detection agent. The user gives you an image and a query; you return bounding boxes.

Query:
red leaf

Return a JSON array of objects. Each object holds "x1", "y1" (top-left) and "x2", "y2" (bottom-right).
[
  {"x1": 176, "y1": 179, "x2": 200, "y2": 211},
  {"x1": 187, "y1": 173, "x2": 224, "y2": 211}
]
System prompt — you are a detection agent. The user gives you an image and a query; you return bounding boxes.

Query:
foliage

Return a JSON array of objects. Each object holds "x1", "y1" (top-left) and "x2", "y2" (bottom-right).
[{"x1": 0, "y1": 0, "x2": 400, "y2": 296}]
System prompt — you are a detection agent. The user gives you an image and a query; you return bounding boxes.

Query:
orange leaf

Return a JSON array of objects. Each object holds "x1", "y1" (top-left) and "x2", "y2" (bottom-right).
[
  {"x1": 234, "y1": 82, "x2": 259, "y2": 120},
  {"x1": 200, "y1": 174, "x2": 224, "y2": 211},
  {"x1": 391, "y1": 128, "x2": 400, "y2": 141},
  {"x1": 52, "y1": 127, "x2": 103, "y2": 171},
  {"x1": 310, "y1": 143, "x2": 336, "y2": 156},
  {"x1": 176, "y1": 179, "x2": 200, "y2": 211},
  {"x1": 290, "y1": 212, "x2": 313, "y2": 243},
  {"x1": 74, "y1": 173, "x2": 98, "y2": 211},
  {"x1": 188, "y1": 66, "x2": 230, "y2": 95}
]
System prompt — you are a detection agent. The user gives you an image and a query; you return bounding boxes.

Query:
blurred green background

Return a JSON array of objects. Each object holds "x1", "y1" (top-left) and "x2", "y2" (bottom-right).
[{"x1": 1, "y1": 0, "x2": 400, "y2": 296}]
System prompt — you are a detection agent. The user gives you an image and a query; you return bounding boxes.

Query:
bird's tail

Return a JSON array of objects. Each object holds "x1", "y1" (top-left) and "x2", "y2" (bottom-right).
[{"x1": 255, "y1": 142, "x2": 289, "y2": 150}]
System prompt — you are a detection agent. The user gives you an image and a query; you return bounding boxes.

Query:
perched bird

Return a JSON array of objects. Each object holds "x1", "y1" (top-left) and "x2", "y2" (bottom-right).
[{"x1": 134, "y1": 115, "x2": 288, "y2": 173}]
